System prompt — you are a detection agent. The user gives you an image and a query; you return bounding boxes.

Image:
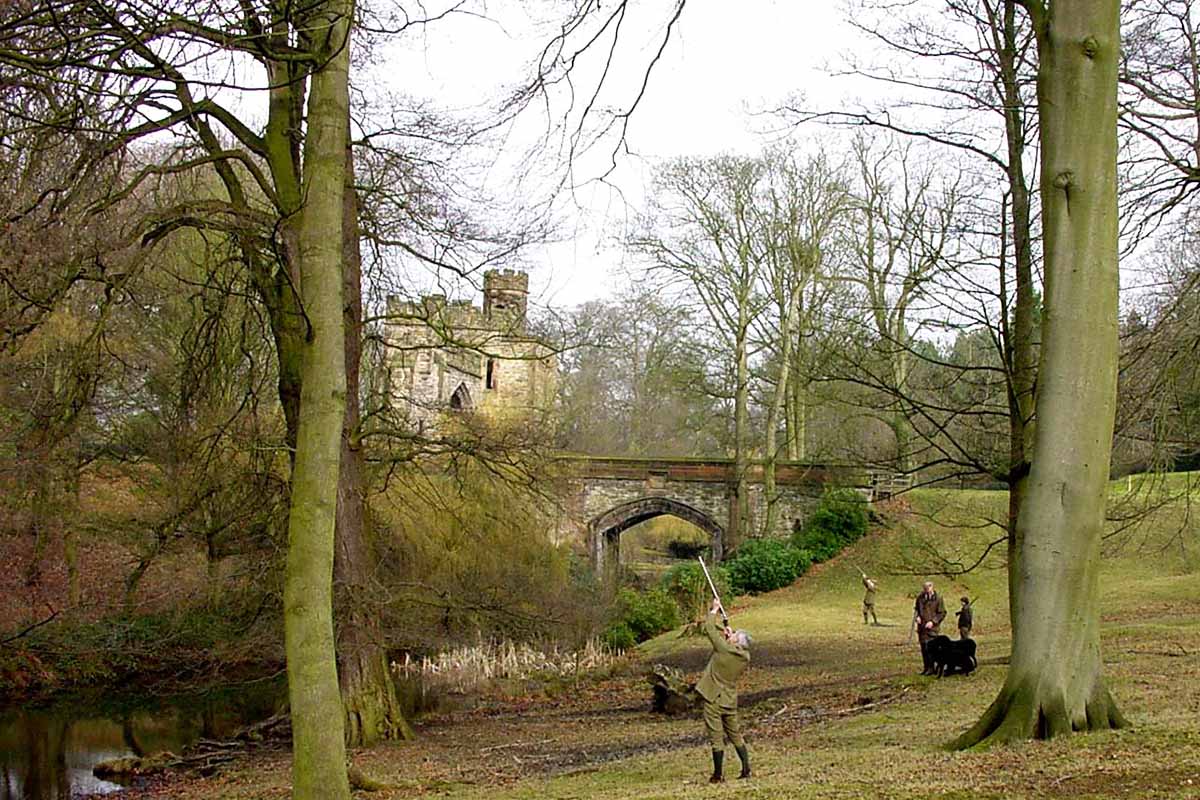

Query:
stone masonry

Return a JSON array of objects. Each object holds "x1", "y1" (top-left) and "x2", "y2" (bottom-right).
[
  {"x1": 555, "y1": 456, "x2": 866, "y2": 572},
  {"x1": 385, "y1": 270, "x2": 557, "y2": 433}
]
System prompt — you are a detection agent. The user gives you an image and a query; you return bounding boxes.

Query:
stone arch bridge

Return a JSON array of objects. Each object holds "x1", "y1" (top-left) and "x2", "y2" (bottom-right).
[{"x1": 554, "y1": 456, "x2": 866, "y2": 572}]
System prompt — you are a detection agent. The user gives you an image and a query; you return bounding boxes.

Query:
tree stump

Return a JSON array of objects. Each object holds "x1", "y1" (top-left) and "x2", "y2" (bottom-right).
[{"x1": 647, "y1": 664, "x2": 699, "y2": 715}]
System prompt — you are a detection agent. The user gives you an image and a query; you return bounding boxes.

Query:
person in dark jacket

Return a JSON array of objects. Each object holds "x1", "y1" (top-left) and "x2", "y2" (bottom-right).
[
  {"x1": 696, "y1": 599, "x2": 752, "y2": 782},
  {"x1": 914, "y1": 581, "x2": 947, "y2": 675},
  {"x1": 956, "y1": 596, "x2": 973, "y2": 640}
]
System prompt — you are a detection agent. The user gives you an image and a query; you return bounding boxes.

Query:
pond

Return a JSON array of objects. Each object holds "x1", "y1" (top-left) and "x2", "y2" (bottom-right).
[{"x1": 0, "y1": 678, "x2": 286, "y2": 799}]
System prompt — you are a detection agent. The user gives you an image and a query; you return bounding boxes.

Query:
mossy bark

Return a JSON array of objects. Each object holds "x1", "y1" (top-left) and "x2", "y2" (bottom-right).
[
  {"x1": 282, "y1": 2, "x2": 352, "y2": 797},
  {"x1": 25, "y1": 465, "x2": 51, "y2": 587},
  {"x1": 334, "y1": 128, "x2": 411, "y2": 746},
  {"x1": 955, "y1": 0, "x2": 1127, "y2": 748}
]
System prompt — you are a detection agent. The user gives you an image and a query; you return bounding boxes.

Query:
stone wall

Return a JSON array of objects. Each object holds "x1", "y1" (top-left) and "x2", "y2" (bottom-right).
[
  {"x1": 554, "y1": 457, "x2": 857, "y2": 569},
  {"x1": 384, "y1": 270, "x2": 557, "y2": 432}
]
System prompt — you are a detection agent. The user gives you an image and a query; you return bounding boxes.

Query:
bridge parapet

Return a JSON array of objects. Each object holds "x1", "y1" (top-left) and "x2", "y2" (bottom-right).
[
  {"x1": 554, "y1": 454, "x2": 868, "y2": 487},
  {"x1": 553, "y1": 455, "x2": 869, "y2": 572}
]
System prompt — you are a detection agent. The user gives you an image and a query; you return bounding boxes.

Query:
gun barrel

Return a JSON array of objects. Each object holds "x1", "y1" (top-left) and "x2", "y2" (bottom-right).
[{"x1": 698, "y1": 556, "x2": 728, "y2": 623}]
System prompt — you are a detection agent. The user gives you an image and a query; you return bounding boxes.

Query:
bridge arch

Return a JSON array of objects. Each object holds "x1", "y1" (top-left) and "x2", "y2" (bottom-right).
[{"x1": 589, "y1": 496, "x2": 724, "y2": 574}]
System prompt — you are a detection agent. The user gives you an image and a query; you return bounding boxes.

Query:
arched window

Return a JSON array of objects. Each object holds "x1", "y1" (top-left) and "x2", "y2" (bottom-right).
[{"x1": 449, "y1": 383, "x2": 473, "y2": 411}]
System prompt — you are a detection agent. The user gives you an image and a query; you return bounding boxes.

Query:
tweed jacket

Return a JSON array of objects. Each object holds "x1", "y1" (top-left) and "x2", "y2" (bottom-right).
[{"x1": 695, "y1": 612, "x2": 750, "y2": 709}]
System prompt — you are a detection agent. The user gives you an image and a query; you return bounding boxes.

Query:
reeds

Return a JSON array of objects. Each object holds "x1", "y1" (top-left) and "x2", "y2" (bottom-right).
[{"x1": 392, "y1": 637, "x2": 619, "y2": 694}]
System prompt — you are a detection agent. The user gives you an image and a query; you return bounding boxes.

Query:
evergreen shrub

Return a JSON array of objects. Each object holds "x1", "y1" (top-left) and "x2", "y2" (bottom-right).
[
  {"x1": 659, "y1": 561, "x2": 736, "y2": 618},
  {"x1": 665, "y1": 539, "x2": 708, "y2": 559},
  {"x1": 601, "y1": 587, "x2": 682, "y2": 650},
  {"x1": 600, "y1": 621, "x2": 637, "y2": 651},
  {"x1": 724, "y1": 538, "x2": 810, "y2": 594},
  {"x1": 792, "y1": 488, "x2": 870, "y2": 562}
]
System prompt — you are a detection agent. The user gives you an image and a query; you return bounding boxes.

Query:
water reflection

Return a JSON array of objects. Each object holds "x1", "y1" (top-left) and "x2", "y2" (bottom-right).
[{"x1": 0, "y1": 681, "x2": 284, "y2": 800}]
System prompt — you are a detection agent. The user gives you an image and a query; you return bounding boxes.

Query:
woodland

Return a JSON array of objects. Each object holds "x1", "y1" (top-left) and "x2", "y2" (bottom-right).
[{"x1": 1, "y1": 1, "x2": 1200, "y2": 799}]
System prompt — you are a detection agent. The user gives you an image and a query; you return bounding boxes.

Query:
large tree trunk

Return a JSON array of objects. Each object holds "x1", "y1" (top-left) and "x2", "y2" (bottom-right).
[
  {"x1": 282, "y1": 3, "x2": 352, "y2": 796},
  {"x1": 334, "y1": 126, "x2": 412, "y2": 747},
  {"x1": 956, "y1": 0, "x2": 1127, "y2": 747}
]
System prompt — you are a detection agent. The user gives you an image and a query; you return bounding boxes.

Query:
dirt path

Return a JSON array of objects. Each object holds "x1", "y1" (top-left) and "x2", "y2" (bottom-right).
[{"x1": 109, "y1": 635, "x2": 928, "y2": 798}]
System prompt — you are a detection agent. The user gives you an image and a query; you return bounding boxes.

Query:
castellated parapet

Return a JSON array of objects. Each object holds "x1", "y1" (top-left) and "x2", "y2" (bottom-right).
[{"x1": 385, "y1": 270, "x2": 557, "y2": 433}]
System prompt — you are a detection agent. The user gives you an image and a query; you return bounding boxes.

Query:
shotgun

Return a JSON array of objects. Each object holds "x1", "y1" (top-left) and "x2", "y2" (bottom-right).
[{"x1": 698, "y1": 556, "x2": 729, "y2": 626}]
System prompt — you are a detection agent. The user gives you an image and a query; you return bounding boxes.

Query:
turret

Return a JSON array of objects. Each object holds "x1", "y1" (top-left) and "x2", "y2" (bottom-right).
[{"x1": 483, "y1": 269, "x2": 529, "y2": 329}]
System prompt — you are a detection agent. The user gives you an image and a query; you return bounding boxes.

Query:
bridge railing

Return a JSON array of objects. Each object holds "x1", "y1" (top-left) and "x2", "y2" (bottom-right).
[{"x1": 867, "y1": 471, "x2": 913, "y2": 501}]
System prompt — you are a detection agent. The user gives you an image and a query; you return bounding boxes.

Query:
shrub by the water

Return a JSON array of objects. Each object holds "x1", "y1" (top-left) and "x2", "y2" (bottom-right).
[
  {"x1": 665, "y1": 539, "x2": 708, "y2": 559},
  {"x1": 601, "y1": 587, "x2": 682, "y2": 649},
  {"x1": 659, "y1": 561, "x2": 736, "y2": 618},
  {"x1": 600, "y1": 621, "x2": 637, "y2": 651},
  {"x1": 792, "y1": 488, "x2": 869, "y2": 562},
  {"x1": 724, "y1": 538, "x2": 810, "y2": 594}
]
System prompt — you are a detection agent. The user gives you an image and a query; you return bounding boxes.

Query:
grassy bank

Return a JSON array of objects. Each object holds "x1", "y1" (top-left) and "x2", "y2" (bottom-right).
[{"x1": 126, "y1": 487, "x2": 1200, "y2": 799}]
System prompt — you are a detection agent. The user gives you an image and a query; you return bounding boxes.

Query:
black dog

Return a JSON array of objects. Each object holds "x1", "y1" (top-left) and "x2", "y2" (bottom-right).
[{"x1": 925, "y1": 634, "x2": 977, "y2": 677}]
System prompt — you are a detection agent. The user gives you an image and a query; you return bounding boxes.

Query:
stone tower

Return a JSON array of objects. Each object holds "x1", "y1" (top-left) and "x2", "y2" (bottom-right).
[
  {"x1": 483, "y1": 269, "x2": 529, "y2": 330},
  {"x1": 384, "y1": 269, "x2": 556, "y2": 434}
]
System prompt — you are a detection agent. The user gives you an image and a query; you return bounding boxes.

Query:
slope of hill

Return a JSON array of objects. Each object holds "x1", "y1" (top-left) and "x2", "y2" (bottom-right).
[{"x1": 65, "y1": 487, "x2": 1200, "y2": 799}]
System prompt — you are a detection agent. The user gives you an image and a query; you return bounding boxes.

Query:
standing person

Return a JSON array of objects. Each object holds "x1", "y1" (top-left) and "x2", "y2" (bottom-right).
[
  {"x1": 696, "y1": 599, "x2": 752, "y2": 783},
  {"x1": 914, "y1": 581, "x2": 946, "y2": 675},
  {"x1": 956, "y1": 597, "x2": 973, "y2": 640},
  {"x1": 860, "y1": 572, "x2": 879, "y2": 625}
]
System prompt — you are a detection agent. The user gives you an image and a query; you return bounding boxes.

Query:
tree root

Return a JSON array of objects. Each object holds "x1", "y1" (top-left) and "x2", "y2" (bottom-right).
[
  {"x1": 951, "y1": 679, "x2": 1128, "y2": 750},
  {"x1": 348, "y1": 766, "x2": 396, "y2": 792}
]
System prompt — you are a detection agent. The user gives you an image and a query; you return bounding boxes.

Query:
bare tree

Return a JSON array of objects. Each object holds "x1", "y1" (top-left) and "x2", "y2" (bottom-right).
[
  {"x1": 632, "y1": 155, "x2": 773, "y2": 556},
  {"x1": 755, "y1": 148, "x2": 850, "y2": 532},
  {"x1": 841, "y1": 135, "x2": 963, "y2": 473}
]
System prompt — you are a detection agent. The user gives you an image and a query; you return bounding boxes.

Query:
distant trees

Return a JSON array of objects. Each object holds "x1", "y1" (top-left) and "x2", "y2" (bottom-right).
[
  {"x1": 1117, "y1": 225, "x2": 1200, "y2": 474},
  {"x1": 838, "y1": 135, "x2": 961, "y2": 473},
  {"x1": 628, "y1": 149, "x2": 858, "y2": 549},
  {"x1": 0, "y1": 63, "x2": 140, "y2": 601},
  {"x1": 789, "y1": 0, "x2": 1044, "y2": 510},
  {"x1": 1116, "y1": 0, "x2": 1200, "y2": 474},
  {"x1": 556, "y1": 285, "x2": 722, "y2": 457},
  {"x1": 0, "y1": 307, "x2": 100, "y2": 598},
  {"x1": 754, "y1": 149, "x2": 849, "y2": 532},
  {"x1": 632, "y1": 155, "x2": 770, "y2": 553}
]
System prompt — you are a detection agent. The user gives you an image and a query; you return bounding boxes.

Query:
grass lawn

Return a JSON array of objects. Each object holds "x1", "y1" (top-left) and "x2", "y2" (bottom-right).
[{"x1": 139, "y1": 489, "x2": 1200, "y2": 799}]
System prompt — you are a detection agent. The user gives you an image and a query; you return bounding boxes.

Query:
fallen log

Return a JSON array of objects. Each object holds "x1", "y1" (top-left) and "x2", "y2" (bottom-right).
[{"x1": 94, "y1": 711, "x2": 291, "y2": 781}]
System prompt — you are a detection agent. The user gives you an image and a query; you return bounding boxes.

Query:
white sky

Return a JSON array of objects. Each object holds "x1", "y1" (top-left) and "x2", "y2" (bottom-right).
[{"x1": 365, "y1": 1, "x2": 868, "y2": 311}]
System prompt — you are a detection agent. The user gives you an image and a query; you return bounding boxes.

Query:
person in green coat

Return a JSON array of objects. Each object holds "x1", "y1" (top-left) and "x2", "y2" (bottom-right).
[
  {"x1": 860, "y1": 572, "x2": 879, "y2": 625},
  {"x1": 695, "y1": 599, "x2": 752, "y2": 782}
]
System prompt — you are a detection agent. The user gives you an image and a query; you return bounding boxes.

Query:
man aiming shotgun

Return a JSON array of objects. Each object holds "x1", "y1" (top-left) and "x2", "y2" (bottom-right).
[
  {"x1": 856, "y1": 567, "x2": 879, "y2": 625},
  {"x1": 696, "y1": 558, "x2": 751, "y2": 782}
]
